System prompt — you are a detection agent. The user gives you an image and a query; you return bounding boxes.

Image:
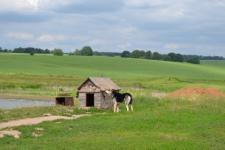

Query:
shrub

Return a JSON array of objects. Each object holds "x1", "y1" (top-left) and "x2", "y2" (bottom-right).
[{"x1": 53, "y1": 48, "x2": 64, "y2": 56}]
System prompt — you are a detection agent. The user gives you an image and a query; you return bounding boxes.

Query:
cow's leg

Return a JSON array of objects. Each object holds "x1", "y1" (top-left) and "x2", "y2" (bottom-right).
[
  {"x1": 126, "y1": 105, "x2": 129, "y2": 111},
  {"x1": 113, "y1": 99, "x2": 117, "y2": 113},
  {"x1": 125, "y1": 95, "x2": 131, "y2": 112},
  {"x1": 117, "y1": 105, "x2": 120, "y2": 112},
  {"x1": 130, "y1": 105, "x2": 134, "y2": 111}
]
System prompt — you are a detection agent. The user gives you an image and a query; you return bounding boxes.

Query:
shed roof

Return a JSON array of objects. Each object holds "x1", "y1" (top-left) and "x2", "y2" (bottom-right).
[{"x1": 77, "y1": 77, "x2": 121, "y2": 91}]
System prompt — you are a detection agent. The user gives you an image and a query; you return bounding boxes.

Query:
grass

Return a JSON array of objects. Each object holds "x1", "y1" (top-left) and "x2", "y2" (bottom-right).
[
  {"x1": 0, "y1": 106, "x2": 74, "y2": 122},
  {"x1": 0, "y1": 54, "x2": 225, "y2": 98},
  {"x1": 0, "y1": 54, "x2": 225, "y2": 149},
  {"x1": 0, "y1": 54, "x2": 225, "y2": 79},
  {"x1": 0, "y1": 96, "x2": 224, "y2": 150},
  {"x1": 201, "y1": 60, "x2": 225, "y2": 68}
]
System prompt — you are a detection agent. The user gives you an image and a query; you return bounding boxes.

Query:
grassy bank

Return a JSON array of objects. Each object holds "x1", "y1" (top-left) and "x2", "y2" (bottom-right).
[{"x1": 0, "y1": 96, "x2": 224, "y2": 150}]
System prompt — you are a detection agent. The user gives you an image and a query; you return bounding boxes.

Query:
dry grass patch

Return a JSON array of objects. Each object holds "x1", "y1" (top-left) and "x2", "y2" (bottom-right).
[{"x1": 167, "y1": 87, "x2": 225, "y2": 101}]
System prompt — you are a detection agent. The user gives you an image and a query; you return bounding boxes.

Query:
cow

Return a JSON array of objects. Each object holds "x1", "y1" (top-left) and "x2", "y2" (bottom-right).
[{"x1": 106, "y1": 90, "x2": 133, "y2": 112}]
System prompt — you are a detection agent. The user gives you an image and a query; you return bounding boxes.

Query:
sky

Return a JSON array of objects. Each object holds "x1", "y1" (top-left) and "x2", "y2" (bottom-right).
[{"x1": 0, "y1": 0, "x2": 225, "y2": 56}]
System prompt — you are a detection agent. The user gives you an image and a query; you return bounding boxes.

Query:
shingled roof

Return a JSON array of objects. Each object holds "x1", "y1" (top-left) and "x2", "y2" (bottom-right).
[{"x1": 77, "y1": 77, "x2": 121, "y2": 91}]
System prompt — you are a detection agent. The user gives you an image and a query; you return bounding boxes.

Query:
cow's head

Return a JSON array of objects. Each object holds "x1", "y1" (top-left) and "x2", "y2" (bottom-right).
[{"x1": 105, "y1": 89, "x2": 112, "y2": 95}]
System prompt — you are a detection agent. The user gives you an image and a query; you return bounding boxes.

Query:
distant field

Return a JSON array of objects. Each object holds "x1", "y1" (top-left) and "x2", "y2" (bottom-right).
[
  {"x1": 201, "y1": 60, "x2": 225, "y2": 68},
  {"x1": 0, "y1": 53, "x2": 225, "y2": 98},
  {"x1": 0, "y1": 53, "x2": 225, "y2": 79}
]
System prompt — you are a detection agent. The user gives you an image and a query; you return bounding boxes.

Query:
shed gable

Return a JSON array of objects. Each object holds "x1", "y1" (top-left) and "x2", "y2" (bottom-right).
[
  {"x1": 78, "y1": 80, "x2": 101, "y2": 93},
  {"x1": 77, "y1": 77, "x2": 120, "y2": 92}
]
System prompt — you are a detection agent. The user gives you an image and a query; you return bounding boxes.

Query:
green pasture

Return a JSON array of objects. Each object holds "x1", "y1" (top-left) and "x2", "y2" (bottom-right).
[
  {"x1": 0, "y1": 54, "x2": 225, "y2": 98},
  {"x1": 201, "y1": 60, "x2": 225, "y2": 69},
  {"x1": 0, "y1": 54, "x2": 225, "y2": 79},
  {"x1": 0, "y1": 53, "x2": 225, "y2": 149},
  {"x1": 0, "y1": 97, "x2": 225, "y2": 150}
]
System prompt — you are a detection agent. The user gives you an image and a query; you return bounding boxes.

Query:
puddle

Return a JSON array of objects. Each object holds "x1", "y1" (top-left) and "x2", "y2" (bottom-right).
[{"x1": 0, "y1": 99, "x2": 54, "y2": 109}]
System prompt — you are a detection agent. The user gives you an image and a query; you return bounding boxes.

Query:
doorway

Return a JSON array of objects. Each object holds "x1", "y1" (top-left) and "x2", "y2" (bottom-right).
[{"x1": 86, "y1": 93, "x2": 94, "y2": 107}]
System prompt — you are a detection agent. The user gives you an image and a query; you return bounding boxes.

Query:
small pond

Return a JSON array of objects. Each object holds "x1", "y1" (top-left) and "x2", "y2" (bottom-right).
[{"x1": 0, "y1": 99, "x2": 55, "y2": 109}]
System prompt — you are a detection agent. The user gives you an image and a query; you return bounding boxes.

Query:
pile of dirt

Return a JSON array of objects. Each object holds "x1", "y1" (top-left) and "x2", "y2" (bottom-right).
[{"x1": 168, "y1": 87, "x2": 225, "y2": 99}]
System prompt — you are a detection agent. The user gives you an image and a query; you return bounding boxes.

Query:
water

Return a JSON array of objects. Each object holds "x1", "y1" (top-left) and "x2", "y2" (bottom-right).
[{"x1": 0, "y1": 99, "x2": 55, "y2": 109}]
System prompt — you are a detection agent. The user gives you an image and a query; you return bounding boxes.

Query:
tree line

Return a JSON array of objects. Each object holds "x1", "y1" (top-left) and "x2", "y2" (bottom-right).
[
  {"x1": 0, "y1": 47, "x2": 51, "y2": 54},
  {"x1": 121, "y1": 50, "x2": 201, "y2": 64},
  {"x1": 1, "y1": 46, "x2": 224, "y2": 64},
  {"x1": 0, "y1": 47, "x2": 64, "y2": 56}
]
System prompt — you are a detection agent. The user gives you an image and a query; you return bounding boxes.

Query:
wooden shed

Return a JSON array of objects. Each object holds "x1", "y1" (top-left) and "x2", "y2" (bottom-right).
[
  {"x1": 77, "y1": 77, "x2": 121, "y2": 109},
  {"x1": 56, "y1": 96, "x2": 74, "y2": 106}
]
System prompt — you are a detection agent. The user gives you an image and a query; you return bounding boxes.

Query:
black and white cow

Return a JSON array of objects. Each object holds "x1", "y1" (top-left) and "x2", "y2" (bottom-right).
[{"x1": 106, "y1": 90, "x2": 133, "y2": 112}]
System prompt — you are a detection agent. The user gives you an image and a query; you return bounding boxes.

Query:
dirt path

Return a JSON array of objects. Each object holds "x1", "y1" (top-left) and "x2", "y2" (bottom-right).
[
  {"x1": 0, "y1": 114, "x2": 90, "y2": 130},
  {"x1": 0, "y1": 130, "x2": 21, "y2": 139},
  {"x1": 0, "y1": 114, "x2": 90, "y2": 139}
]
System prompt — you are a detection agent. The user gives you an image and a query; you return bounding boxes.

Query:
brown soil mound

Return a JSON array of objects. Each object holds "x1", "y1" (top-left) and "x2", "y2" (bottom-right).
[{"x1": 168, "y1": 87, "x2": 225, "y2": 99}]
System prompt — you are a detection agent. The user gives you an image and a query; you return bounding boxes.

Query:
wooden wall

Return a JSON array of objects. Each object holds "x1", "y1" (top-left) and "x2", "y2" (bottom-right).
[
  {"x1": 100, "y1": 92, "x2": 113, "y2": 109},
  {"x1": 78, "y1": 92, "x2": 113, "y2": 109},
  {"x1": 79, "y1": 80, "x2": 101, "y2": 93},
  {"x1": 78, "y1": 80, "x2": 113, "y2": 109},
  {"x1": 94, "y1": 92, "x2": 101, "y2": 108}
]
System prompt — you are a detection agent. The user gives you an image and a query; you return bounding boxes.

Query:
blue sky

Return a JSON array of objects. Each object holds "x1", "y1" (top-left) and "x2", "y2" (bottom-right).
[{"x1": 0, "y1": 0, "x2": 225, "y2": 56}]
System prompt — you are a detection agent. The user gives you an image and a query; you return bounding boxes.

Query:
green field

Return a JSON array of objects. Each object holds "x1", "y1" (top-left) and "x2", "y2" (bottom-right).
[
  {"x1": 0, "y1": 98, "x2": 225, "y2": 150},
  {"x1": 0, "y1": 53, "x2": 225, "y2": 150},
  {"x1": 0, "y1": 54, "x2": 225, "y2": 98},
  {"x1": 0, "y1": 54, "x2": 225, "y2": 79}
]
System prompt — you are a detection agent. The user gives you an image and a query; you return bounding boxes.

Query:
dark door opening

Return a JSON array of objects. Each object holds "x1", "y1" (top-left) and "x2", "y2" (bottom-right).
[
  {"x1": 86, "y1": 93, "x2": 94, "y2": 107},
  {"x1": 56, "y1": 97, "x2": 65, "y2": 105}
]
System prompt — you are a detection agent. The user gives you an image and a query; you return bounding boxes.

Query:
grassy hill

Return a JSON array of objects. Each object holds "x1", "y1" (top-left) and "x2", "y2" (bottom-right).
[
  {"x1": 0, "y1": 54, "x2": 225, "y2": 79},
  {"x1": 201, "y1": 60, "x2": 225, "y2": 69},
  {"x1": 0, "y1": 54, "x2": 225, "y2": 98}
]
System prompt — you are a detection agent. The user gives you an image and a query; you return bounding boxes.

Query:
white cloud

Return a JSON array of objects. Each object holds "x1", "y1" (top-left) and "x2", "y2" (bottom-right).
[
  {"x1": 0, "y1": 0, "x2": 225, "y2": 56},
  {"x1": 125, "y1": 0, "x2": 169, "y2": 8},
  {"x1": 0, "y1": 0, "x2": 40, "y2": 11},
  {"x1": 6, "y1": 32, "x2": 34, "y2": 40},
  {"x1": 37, "y1": 34, "x2": 66, "y2": 42}
]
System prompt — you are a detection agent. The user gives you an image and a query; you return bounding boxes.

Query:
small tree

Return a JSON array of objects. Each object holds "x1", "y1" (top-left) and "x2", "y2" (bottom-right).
[
  {"x1": 81, "y1": 46, "x2": 93, "y2": 56},
  {"x1": 30, "y1": 52, "x2": 34, "y2": 56},
  {"x1": 53, "y1": 48, "x2": 63, "y2": 56},
  {"x1": 152, "y1": 52, "x2": 161, "y2": 60},
  {"x1": 131, "y1": 50, "x2": 145, "y2": 58},
  {"x1": 121, "y1": 51, "x2": 130, "y2": 58},
  {"x1": 145, "y1": 51, "x2": 152, "y2": 59}
]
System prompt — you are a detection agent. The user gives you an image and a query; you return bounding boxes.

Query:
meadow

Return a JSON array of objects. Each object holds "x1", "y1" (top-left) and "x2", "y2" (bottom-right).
[
  {"x1": 0, "y1": 54, "x2": 225, "y2": 98},
  {"x1": 0, "y1": 97, "x2": 225, "y2": 150},
  {"x1": 0, "y1": 53, "x2": 225, "y2": 150}
]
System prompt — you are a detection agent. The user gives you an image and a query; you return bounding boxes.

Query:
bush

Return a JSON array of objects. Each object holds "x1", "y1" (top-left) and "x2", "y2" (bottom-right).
[
  {"x1": 80, "y1": 46, "x2": 93, "y2": 56},
  {"x1": 121, "y1": 51, "x2": 130, "y2": 58},
  {"x1": 53, "y1": 48, "x2": 64, "y2": 56},
  {"x1": 30, "y1": 52, "x2": 34, "y2": 56}
]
